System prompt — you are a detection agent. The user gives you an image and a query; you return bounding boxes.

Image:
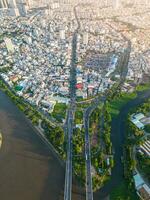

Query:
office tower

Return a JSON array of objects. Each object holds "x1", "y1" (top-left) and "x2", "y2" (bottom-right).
[
  {"x1": 6, "y1": 0, "x2": 29, "y2": 16},
  {"x1": 60, "y1": 29, "x2": 66, "y2": 40},
  {"x1": 0, "y1": 0, "x2": 9, "y2": 8},
  {"x1": 6, "y1": 0, "x2": 19, "y2": 16},
  {"x1": 0, "y1": 0, "x2": 29, "y2": 16},
  {"x1": 8, "y1": 0, "x2": 17, "y2": 8},
  {"x1": 27, "y1": 0, "x2": 48, "y2": 8},
  {"x1": 16, "y1": 0, "x2": 28, "y2": 16},
  {"x1": 113, "y1": 0, "x2": 121, "y2": 9}
]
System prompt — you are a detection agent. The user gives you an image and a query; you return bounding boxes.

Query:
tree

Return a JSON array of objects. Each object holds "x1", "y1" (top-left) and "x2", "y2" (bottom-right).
[{"x1": 144, "y1": 124, "x2": 150, "y2": 133}]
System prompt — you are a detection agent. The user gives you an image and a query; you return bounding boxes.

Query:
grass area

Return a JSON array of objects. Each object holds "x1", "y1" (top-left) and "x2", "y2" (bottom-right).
[
  {"x1": 92, "y1": 173, "x2": 110, "y2": 192},
  {"x1": 137, "y1": 153, "x2": 150, "y2": 183},
  {"x1": 107, "y1": 82, "x2": 150, "y2": 118},
  {"x1": 75, "y1": 108, "x2": 83, "y2": 124},
  {"x1": 0, "y1": 79, "x2": 66, "y2": 159},
  {"x1": 107, "y1": 92, "x2": 137, "y2": 118},
  {"x1": 136, "y1": 82, "x2": 150, "y2": 92},
  {"x1": 0, "y1": 67, "x2": 12, "y2": 73},
  {"x1": 76, "y1": 96, "x2": 84, "y2": 102},
  {"x1": 144, "y1": 124, "x2": 150, "y2": 133},
  {"x1": 0, "y1": 34, "x2": 4, "y2": 42},
  {"x1": 110, "y1": 180, "x2": 139, "y2": 200},
  {"x1": 77, "y1": 102, "x2": 91, "y2": 109},
  {"x1": 52, "y1": 103, "x2": 67, "y2": 123}
]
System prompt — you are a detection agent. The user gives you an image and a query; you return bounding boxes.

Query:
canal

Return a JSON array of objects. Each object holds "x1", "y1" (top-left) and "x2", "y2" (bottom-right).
[
  {"x1": 0, "y1": 88, "x2": 150, "y2": 200},
  {"x1": 94, "y1": 89, "x2": 150, "y2": 199},
  {"x1": 0, "y1": 90, "x2": 65, "y2": 200}
]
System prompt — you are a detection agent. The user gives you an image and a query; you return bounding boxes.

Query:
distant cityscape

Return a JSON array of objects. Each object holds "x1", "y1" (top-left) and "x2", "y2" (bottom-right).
[
  {"x1": 0, "y1": 1, "x2": 150, "y2": 200},
  {"x1": 0, "y1": 0, "x2": 150, "y2": 17}
]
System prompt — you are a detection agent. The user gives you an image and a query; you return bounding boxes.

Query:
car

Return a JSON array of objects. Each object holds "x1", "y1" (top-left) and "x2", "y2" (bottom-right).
[{"x1": 85, "y1": 153, "x2": 88, "y2": 161}]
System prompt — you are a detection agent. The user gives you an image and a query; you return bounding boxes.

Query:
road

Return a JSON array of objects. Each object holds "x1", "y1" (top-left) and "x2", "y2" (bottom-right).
[
  {"x1": 83, "y1": 41, "x2": 131, "y2": 200},
  {"x1": 84, "y1": 107, "x2": 94, "y2": 200},
  {"x1": 0, "y1": 90, "x2": 65, "y2": 200},
  {"x1": 64, "y1": 6, "x2": 79, "y2": 200},
  {"x1": 84, "y1": 97, "x2": 105, "y2": 200}
]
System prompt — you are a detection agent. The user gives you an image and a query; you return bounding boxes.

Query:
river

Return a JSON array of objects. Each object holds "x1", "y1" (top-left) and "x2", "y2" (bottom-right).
[
  {"x1": 0, "y1": 89, "x2": 150, "y2": 200},
  {"x1": 0, "y1": 90, "x2": 66, "y2": 200},
  {"x1": 94, "y1": 89, "x2": 150, "y2": 199}
]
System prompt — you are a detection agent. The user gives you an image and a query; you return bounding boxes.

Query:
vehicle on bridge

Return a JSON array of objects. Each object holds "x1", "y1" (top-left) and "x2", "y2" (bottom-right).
[{"x1": 85, "y1": 153, "x2": 88, "y2": 161}]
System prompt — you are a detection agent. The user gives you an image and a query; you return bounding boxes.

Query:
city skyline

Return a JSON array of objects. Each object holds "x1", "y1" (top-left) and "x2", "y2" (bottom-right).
[{"x1": 0, "y1": 1, "x2": 150, "y2": 200}]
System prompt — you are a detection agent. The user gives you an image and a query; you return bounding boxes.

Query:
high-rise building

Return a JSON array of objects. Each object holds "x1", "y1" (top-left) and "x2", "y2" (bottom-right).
[
  {"x1": 8, "y1": 0, "x2": 17, "y2": 8},
  {"x1": 16, "y1": 0, "x2": 28, "y2": 16},
  {"x1": 60, "y1": 29, "x2": 66, "y2": 40},
  {"x1": 0, "y1": 0, "x2": 29, "y2": 16},
  {"x1": 0, "y1": 0, "x2": 9, "y2": 8},
  {"x1": 113, "y1": 0, "x2": 121, "y2": 9},
  {"x1": 7, "y1": 0, "x2": 20, "y2": 16}
]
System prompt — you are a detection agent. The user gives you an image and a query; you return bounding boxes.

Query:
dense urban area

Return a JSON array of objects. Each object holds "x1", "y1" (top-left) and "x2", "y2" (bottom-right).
[{"x1": 0, "y1": 0, "x2": 150, "y2": 200}]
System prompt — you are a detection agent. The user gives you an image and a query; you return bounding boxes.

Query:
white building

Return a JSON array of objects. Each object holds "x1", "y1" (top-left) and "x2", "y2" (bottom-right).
[
  {"x1": 83, "y1": 32, "x2": 89, "y2": 45},
  {"x1": 59, "y1": 29, "x2": 65, "y2": 40},
  {"x1": 0, "y1": 0, "x2": 9, "y2": 8},
  {"x1": 16, "y1": 0, "x2": 28, "y2": 16},
  {"x1": 130, "y1": 113, "x2": 145, "y2": 129},
  {"x1": 133, "y1": 173, "x2": 150, "y2": 200},
  {"x1": 4, "y1": 38, "x2": 15, "y2": 53},
  {"x1": 113, "y1": 0, "x2": 121, "y2": 9},
  {"x1": 140, "y1": 139, "x2": 150, "y2": 157}
]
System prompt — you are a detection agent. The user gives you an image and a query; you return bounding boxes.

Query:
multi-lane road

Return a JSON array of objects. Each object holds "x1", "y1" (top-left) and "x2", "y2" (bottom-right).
[
  {"x1": 64, "y1": 111, "x2": 74, "y2": 200},
  {"x1": 64, "y1": 6, "x2": 79, "y2": 200},
  {"x1": 84, "y1": 97, "x2": 106, "y2": 200},
  {"x1": 84, "y1": 107, "x2": 94, "y2": 200},
  {"x1": 84, "y1": 42, "x2": 131, "y2": 200}
]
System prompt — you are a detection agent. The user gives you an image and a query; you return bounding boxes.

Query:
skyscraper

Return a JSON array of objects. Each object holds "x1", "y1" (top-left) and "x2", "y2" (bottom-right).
[
  {"x1": 7, "y1": 0, "x2": 20, "y2": 16},
  {"x1": 8, "y1": 0, "x2": 15, "y2": 7},
  {"x1": 113, "y1": 0, "x2": 121, "y2": 9},
  {"x1": 16, "y1": 0, "x2": 28, "y2": 16},
  {"x1": 0, "y1": 0, "x2": 9, "y2": 8},
  {"x1": 0, "y1": 0, "x2": 28, "y2": 16}
]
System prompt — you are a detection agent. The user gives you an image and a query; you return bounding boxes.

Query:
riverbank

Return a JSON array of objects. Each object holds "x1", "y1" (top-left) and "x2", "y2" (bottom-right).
[
  {"x1": 94, "y1": 88, "x2": 150, "y2": 200},
  {"x1": 0, "y1": 78, "x2": 66, "y2": 160},
  {"x1": 0, "y1": 90, "x2": 65, "y2": 200},
  {"x1": 0, "y1": 88, "x2": 87, "y2": 200},
  {"x1": 1, "y1": 74, "x2": 150, "y2": 200}
]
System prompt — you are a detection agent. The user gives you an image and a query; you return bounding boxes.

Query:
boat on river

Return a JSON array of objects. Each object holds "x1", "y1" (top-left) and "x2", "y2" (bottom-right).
[{"x1": 0, "y1": 132, "x2": 2, "y2": 148}]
